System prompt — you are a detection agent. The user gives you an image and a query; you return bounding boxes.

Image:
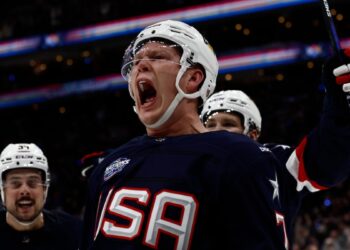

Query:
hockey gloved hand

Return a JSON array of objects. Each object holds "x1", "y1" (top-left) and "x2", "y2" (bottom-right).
[
  {"x1": 333, "y1": 49, "x2": 350, "y2": 93},
  {"x1": 321, "y1": 49, "x2": 350, "y2": 118}
]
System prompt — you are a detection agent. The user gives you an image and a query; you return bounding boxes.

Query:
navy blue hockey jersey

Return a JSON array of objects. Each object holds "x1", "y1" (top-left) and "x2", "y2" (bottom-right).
[
  {"x1": 82, "y1": 119, "x2": 350, "y2": 250},
  {"x1": 264, "y1": 126, "x2": 350, "y2": 248},
  {"x1": 82, "y1": 132, "x2": 289, "y2": 249}
]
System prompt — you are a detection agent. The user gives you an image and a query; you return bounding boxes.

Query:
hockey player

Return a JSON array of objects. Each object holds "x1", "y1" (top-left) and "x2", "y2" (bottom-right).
[
  {"x1": 201, "y1": 89, "x2": 262, "y2": 140},
  {"x1": 81, "y1": 20, "x2": 350, "y2": 250},
  {"x1": 0, "y1": 143, "x2": 82, "y2": 250},
  {"x1": 200, "y1": 50, "x2": 350, "y2": 247}
]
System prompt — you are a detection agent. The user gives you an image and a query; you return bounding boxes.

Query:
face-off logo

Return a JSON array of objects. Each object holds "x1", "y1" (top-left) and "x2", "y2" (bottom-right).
[{"x1": 104, "y1": 157, "x2": 130, "y2": 181}]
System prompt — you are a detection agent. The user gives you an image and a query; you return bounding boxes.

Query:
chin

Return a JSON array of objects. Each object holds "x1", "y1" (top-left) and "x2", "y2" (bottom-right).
[{"x1": 139, "y1": 112, "x2": 161, "y2": 126}]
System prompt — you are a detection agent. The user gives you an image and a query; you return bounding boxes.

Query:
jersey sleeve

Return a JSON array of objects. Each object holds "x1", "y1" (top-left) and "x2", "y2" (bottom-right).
[{"x1": 285, "y1": 58, "x2": 350, "y2": 192}]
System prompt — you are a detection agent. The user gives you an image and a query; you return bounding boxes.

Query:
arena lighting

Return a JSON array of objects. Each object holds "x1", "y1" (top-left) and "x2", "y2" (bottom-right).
[
  {"x1": 219, "y1": 47, "x2": 302, "y2": 73},
  {"x1": 0, "y1": 0, "x2": 317, "y2": 58},
  {"x1": 1, "y1": 38, "x2": 347, "y2": 109},
  {"x1": 218, "y1": 42, "x2": 332, "y2": 73},
  {"x1": 62, "y1": 0, "x2": 316, "y2": 45},
  {"x1": 0, "y1": 37, "x2": 42, "y2": 58},
  {"x1": 0, "y1": 74, "x2": 125, "y2": 109}
]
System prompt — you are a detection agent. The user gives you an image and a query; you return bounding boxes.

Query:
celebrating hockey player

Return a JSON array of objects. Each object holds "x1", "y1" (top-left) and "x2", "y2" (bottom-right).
[
  {"x1": 81, "y1": 20, "x2": 350, "y2": 250},
  {"x1": 0, "y1": 143, "x2": 82, "y2": 250}
]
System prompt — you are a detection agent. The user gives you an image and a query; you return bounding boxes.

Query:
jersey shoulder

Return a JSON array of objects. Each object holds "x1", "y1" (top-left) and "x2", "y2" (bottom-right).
[
  {"x1": 191, "y1": 131, "x2": 279, "y2": 176},
  {"x1": 263, "y1": 142, "x2": 295, "y2": 166},
  {"x1": 202, "y1": 131, "x2": 272, "y2": 158}
]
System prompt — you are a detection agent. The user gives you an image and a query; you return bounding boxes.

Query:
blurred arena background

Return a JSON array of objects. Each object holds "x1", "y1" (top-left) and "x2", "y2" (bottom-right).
[{"x1": 1, "y1": 0, "x2": 350, "y2": 248}]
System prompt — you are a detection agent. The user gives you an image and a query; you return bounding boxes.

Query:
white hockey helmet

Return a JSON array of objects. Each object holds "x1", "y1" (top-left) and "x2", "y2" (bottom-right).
[
  {"x1": 121, "y1": 20, "x2": 218, "y2": 128},
  {"x1": 0, "y1": 143, "x2": 50, "y2": 202},
  {"x1": 201, "y1": 90, "x2": 262, "y2": 135}
]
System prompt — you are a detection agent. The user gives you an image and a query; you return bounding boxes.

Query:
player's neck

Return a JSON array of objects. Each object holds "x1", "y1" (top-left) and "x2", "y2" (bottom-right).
[{"x1": 6, "y1": 211, "x2": 44, "y2": 231}]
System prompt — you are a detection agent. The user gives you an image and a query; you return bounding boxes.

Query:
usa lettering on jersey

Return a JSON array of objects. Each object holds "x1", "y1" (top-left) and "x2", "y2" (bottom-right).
[{"x1": 94, "y1": 187, "x2": 198, "y2": 250}]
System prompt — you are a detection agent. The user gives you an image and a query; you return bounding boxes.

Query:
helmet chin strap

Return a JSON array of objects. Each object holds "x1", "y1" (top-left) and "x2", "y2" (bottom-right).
[{"x1": 144, "y1": 92, "x2": 183, "y2": 129}]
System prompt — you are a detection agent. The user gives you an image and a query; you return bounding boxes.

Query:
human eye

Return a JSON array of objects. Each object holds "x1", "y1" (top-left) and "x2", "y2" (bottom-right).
[
  {"x1": 6, "y1": 180, "x2": 22, "y2": 189},
  {"x1": 222, "y1": 122, "x2": 237, "y2": 128},
  {"x1": 148, "y1": 53, "x2": 164, "y2": 61},
  {"x1": 27, "y1": 179, "x2": 43, "y2": 189},
  {"x1": 206, "y1": 121, "x2": 216, "y2": 128}
]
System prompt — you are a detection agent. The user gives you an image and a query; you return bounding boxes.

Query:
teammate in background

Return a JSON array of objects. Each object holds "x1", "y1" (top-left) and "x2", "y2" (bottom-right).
[
  {"x1": 200, "y1": 50, "x2": 350, "y2": 248},
  {"x1": 0, "y1": 143, "x2": 82, "y2": 250},
  {"x1": 201, "y1": 89, "x2": 262, "y2": 140},
  {"x1": 81, "y1": 19, "x2": 350, "y2": 250}
]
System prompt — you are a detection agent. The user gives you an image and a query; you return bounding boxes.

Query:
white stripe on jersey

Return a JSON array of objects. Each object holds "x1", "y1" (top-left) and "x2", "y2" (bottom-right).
[{"x1": 286, "y1": 150, "x2": 321, "y2": 193}]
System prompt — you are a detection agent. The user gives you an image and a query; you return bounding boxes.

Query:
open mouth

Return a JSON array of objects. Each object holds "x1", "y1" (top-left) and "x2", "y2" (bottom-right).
[
  {"x1": 138, "y1": 80, "x2": 157, "y2": 105},
  {"x1": 17, "y1": 199, "x2": 34, "y2": 209}
]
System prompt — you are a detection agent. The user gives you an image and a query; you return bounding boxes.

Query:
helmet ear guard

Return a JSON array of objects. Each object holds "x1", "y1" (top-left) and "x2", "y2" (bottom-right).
[{"x1": 201, "y1": 90, "x2": 262, "y2": 135}]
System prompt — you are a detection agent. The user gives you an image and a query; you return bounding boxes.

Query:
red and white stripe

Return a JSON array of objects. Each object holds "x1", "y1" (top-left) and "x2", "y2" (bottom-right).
[{"x1": 286, "y1": 137, "x2": 328, "y2": 192}]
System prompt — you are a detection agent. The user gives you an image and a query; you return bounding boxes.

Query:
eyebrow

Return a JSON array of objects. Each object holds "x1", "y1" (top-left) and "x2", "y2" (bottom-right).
[
  {"x1": 7, "y1": 175, "x2": 42, "y2": 181},
  {"x1": 135, "y1": 48, "x2": 173, "y2": 59}
]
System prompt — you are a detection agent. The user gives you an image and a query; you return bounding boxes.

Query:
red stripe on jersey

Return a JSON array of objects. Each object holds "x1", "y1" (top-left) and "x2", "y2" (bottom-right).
[{"x1": 295, "y1": 137, "x2": 328, "y2": 190}]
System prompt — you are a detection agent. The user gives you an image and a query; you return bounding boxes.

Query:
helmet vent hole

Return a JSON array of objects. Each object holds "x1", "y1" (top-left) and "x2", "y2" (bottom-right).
[
  {"x1": 151, "y1": 30, "x2": 156, "y2": 34},
  {"x1": 16, "y1": 161, "x2": 20, "y2": 165}
]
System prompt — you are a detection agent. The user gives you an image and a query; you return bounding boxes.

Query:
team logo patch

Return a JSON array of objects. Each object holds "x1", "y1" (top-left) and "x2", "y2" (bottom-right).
[{"x1": 104, "y1": 157, "x2": 130, "y2": 181}]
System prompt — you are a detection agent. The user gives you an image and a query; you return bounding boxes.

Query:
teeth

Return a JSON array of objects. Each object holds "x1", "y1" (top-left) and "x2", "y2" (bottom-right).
[
  {"x1": 19, "y1": 201, "x2": 32, "y2": 205},
  {"x1": 138, "y1": 80, "x2": 146, "y2": 92}
]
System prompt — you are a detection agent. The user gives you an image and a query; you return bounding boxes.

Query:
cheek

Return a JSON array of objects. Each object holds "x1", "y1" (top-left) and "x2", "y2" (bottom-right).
[
  {"x1": 128, "y1": 78, "x2": 137, "y2": 95},
  {"x1": 35, "y1": 189, "x2": 46, "y2": 199},
  {"x1": 229, "y1": 127, "x2": 244, "y2": 134},
  {"x1": 157, "y1": 63, "x2": 178, "y2": 81},
  {"x1": 3, "y1": 191, "x2": 16, "y2": 205},
  {"x1": 207, "y1": 127, "x2": 217, "y2": 132},
  {"x1": 157, "y1": 74, "x2": 178, "y2": 98}
]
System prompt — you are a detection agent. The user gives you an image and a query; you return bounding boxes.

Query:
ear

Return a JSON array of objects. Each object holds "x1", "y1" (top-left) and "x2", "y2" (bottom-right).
[
  {"x1": 247, "y1": 129, "x2": 260, "y2": 141},
  {"x1": 183, "y1": 68, "x2": 205, "y2": 93}
]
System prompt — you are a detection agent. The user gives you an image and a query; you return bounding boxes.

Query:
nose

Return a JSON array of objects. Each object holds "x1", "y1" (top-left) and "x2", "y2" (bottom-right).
[
  {"x1": 135, "y1": 59, "x2": 151, "y2": 73},
  {"x1": 19, "y1": 183, "x2": 31, "y2": 196},
  {"x1": 215, "y1": 125, "x2": 225, "y2": 131}
]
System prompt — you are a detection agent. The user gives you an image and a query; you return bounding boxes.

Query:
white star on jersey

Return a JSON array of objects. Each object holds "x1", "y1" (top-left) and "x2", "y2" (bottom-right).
[{"x1": 269, "y1": 172, "x2": 280, "y2": 202}]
